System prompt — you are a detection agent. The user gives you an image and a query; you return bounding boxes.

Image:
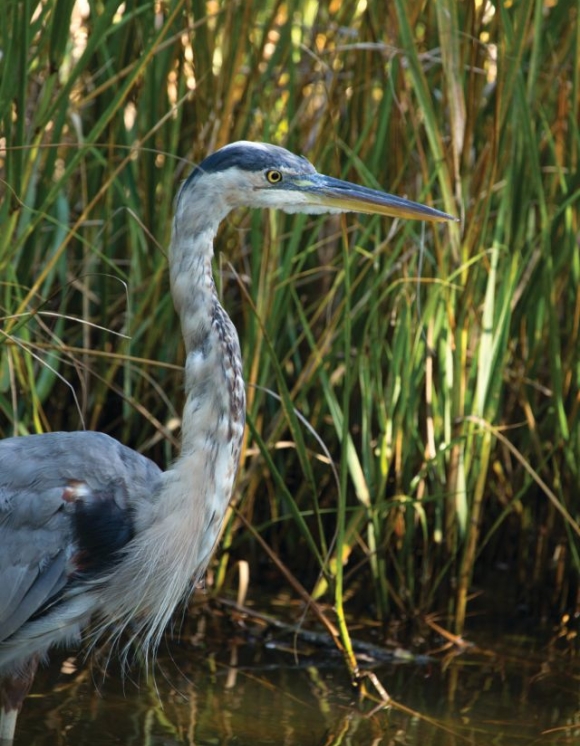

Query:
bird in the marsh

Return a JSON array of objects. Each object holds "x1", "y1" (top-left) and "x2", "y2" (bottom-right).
[{"x1": 0, "y1": 141, "x2": 455, "y2": 742}]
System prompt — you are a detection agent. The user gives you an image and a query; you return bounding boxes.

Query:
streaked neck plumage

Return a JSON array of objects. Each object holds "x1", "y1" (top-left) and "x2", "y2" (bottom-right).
[
  {"x1": 169, "y1": 182, "x2": 245, "y2": 456},
  {"x1": 96, "y1": 180, "x2": 245, "y2": 653}
]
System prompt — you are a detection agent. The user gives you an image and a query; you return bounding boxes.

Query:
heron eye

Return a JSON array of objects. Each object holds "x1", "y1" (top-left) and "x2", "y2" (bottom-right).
[{"x1": 265, "y1": 169, "x2": 283, "y2": 184}]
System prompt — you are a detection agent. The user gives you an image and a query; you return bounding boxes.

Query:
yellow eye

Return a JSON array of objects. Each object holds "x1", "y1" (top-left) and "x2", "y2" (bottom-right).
[{"x1": 265, "y1": 169, "x2": 283, "y2": 184}]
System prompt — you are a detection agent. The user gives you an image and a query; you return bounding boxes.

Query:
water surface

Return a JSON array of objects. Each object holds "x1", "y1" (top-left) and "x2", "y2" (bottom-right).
[{"x1": 11, "y1": 609, "x2": 579, "y2": 745}]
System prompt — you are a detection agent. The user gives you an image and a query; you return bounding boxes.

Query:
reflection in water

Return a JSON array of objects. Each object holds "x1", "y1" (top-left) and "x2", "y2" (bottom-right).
[{"x1": 10, "y1": 609, "x2": 580, "y2": 746}]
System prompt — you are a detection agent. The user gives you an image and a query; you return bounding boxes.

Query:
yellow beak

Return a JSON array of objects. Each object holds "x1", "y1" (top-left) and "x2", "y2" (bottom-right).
[{"x1": 289, "y1": 173, "x2": 457, "y2": 223}]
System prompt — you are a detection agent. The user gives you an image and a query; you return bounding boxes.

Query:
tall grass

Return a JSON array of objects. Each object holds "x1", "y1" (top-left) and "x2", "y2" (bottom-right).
[{"x1": 1, "y1": 0, "x2": 579, "y2": 658}]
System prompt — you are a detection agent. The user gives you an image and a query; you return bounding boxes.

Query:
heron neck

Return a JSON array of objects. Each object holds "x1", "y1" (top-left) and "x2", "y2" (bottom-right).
[
  {"x1": 169, "y1": 227, "x2": 218, "y2": 354},
  {"x1": 168, "y1": 220, "x2": 245, "y2": 456}
]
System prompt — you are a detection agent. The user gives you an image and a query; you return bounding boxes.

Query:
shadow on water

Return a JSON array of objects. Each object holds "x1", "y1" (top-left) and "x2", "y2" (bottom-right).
[{"x1": 11, "y1": 603, "x2": 580, "y2": 746}]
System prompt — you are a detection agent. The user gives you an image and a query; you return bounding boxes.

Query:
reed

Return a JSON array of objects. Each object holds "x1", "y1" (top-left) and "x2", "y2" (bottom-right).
[{"x1": 1, "y1": 0, "x2": 578, "y2": 652}]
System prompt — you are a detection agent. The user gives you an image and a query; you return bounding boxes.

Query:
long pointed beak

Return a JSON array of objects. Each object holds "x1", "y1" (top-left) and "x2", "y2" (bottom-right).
[{"x1": 291, "y1": 173, "x2": 458, "y2": 223}]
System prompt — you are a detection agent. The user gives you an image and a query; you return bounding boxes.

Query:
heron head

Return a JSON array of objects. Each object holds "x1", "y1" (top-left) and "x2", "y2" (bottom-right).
[{"x1": 178, "y1": 141, "x2": 457, "y2": 225}]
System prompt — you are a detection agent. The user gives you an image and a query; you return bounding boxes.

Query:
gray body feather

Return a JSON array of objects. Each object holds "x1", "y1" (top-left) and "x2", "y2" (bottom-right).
[{"x1": 0, "y1": 431, "x2": 162, "y2": 672}]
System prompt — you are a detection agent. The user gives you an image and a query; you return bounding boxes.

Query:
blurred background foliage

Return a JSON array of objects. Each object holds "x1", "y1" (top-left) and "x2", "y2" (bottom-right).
[{"x1": 0, "y1": 0, "x2": 579, "y2": 651}]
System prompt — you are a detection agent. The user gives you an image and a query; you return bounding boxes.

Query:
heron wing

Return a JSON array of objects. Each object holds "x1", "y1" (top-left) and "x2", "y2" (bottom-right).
[{"x1": 0, "y1": 431, "x2": 162, "y2": 645}]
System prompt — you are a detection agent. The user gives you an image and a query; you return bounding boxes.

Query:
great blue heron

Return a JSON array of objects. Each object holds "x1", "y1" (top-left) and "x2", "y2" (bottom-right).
[{"x1": 0, "y1": 141, "x2": 455, "y2": 741}]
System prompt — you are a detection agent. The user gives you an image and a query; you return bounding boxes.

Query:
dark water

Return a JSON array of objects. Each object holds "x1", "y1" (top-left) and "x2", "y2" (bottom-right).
[{"x1": 10, "y1": 612, "x2": 580, "y2": 746}]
